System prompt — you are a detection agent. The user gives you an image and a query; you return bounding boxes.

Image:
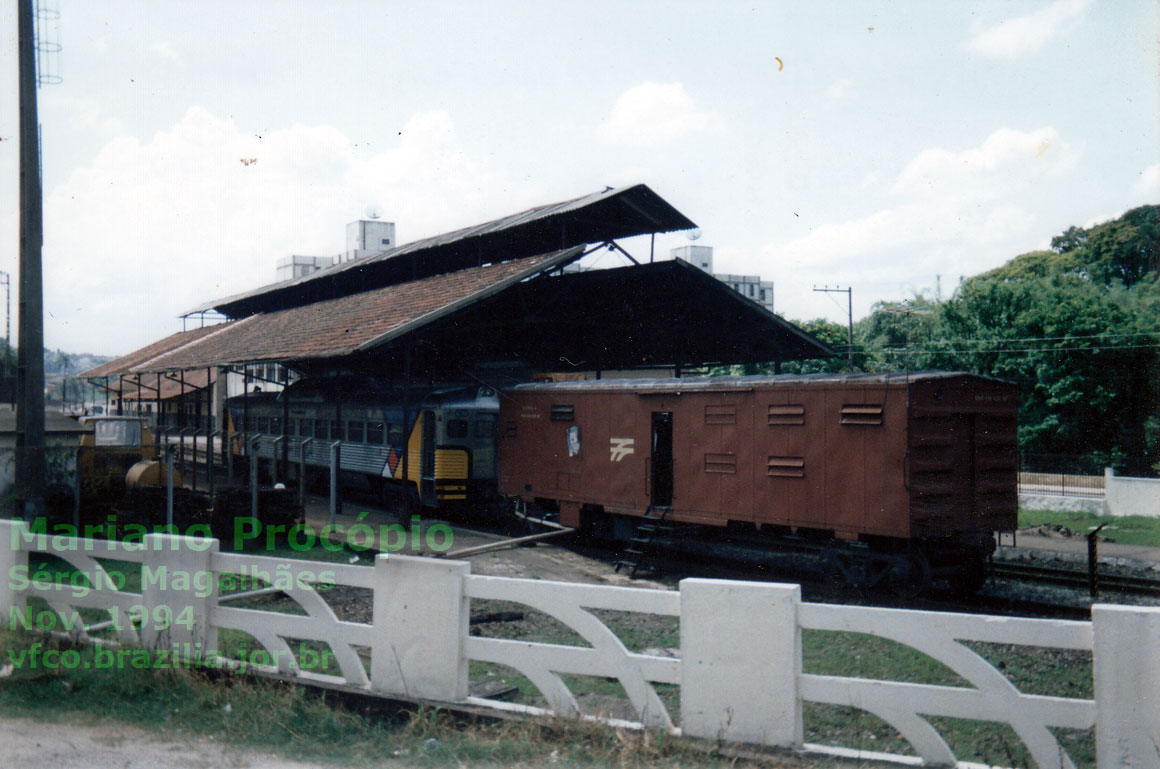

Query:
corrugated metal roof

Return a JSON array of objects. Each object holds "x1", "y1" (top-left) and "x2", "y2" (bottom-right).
[
  {"x1": 129, "y1": 248, "x2": 580, "y2": 373},
  {"x1": 0, "y1": 406, "x2": 91, "y2": 434},
  {"x1": 188, "y1": 184, "x2": 695, "y2": 319}
]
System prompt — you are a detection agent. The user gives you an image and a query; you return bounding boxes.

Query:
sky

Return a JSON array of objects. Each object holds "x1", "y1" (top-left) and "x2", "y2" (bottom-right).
[{"x1": 0, "y1": 0, "x2": 1157, "y2": 358}]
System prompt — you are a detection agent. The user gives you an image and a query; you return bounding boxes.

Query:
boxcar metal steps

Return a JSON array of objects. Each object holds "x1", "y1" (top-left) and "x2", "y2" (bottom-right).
[{"x1": 614, "y1": 506, "x2": 672, "y2": 578}]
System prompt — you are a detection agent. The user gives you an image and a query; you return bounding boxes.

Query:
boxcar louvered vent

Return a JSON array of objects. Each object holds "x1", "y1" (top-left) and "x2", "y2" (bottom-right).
[
  {"x1": 704, "y1": 453, "x2": 737, "y2": 474},
  {"x1": 768, "y1": 456, "x2": 805, "y2": 478},
  {"x1": 768, "y1": 404, "x2": 805, "y2": 425},
  {"x1": 841, "y1": 404, "x2": 884, "y2": 425},
  {"x1": 705, "y1": 404, "x2": 737, "y2": 425},
  {"x1": 550, "y1": 404, "x2": 575, "y2": 422}
]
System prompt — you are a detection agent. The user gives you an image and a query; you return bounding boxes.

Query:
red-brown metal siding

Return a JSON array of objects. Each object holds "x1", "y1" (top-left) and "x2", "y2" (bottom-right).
[
  {"x1": 498, "y1": 374, "x2": 1016, "y2": 542},
  {"x1": 907, "y1": 375, "x2": 1018, "y2": 537}
]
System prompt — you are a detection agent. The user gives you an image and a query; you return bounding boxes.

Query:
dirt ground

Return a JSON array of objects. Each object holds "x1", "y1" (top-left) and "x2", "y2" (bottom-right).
[{"x1": 0, "y1": 715, "x2": 339, "y2": 769}]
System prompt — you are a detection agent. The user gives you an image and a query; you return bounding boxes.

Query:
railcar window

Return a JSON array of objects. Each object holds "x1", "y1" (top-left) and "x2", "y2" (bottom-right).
[
  {"x1": 348, "y1": 420, "x2": 365, "y2": 443},
  {"x1": 366, "y1": 421, "x2": 384, "y2": 444},
  {"x1": 271, "y1": 417, "x2": 281, "y2": 435},
  {"x1": 313, "y1": 420, "x2": 328, "y2": 440},
  {"x1": 475, "y1": 414, "x2": 497, "y2": 439},
  {"x1": 840, "y1": 404, "x2": 884, "y2": 426},
  {"x1": 446, "y1": 419, "x2": 469, "y2": 439},
  {"x1": 768, "y1": 404, "x2": 806, "y2": 426},
  {"x1": 705, "y1": 405, "x2": 737, "y2": 425},
  {"x1": 256, "y1": 417, "x2": 269, "y2": 434},
  {"x1": 296, "y1": 418, "x2": 309, "y2": 437},
  {"x1": 549, "y1": 404, "x2": 574, "y2": 421},
  {"x1": 331, "y1": 421, "x2": 344, "y2": 441}
]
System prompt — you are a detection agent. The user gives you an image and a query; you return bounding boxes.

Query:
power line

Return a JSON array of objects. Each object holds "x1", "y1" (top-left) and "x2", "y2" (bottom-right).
[{"x1": 879, "y1": 342, "x2": 1160, "y2": 355}]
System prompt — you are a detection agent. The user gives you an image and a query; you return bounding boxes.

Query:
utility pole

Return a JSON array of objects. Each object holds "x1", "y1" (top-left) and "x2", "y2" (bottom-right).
[
  {"x1": 813, "y1": 285, "x2": 854, "y2": 371},
  {"x1": 16, "y1": 0, "x2": 46, "y2": 518},
  {"x1": 0, "y1": 271, "x2": 10, "y2": 350}
]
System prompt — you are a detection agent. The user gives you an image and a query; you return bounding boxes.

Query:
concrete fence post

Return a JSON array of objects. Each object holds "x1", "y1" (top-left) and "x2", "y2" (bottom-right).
[
  {"x1": 1093, "y1": 604, "x2": 1160, "y2": 768},
  {"x1": 679, "y1": 578, "x2": 802, "y2": 747},
  {"x1": 371, "y1": 554, "x2": 469, "y2": 702},
  {"x1": 140, "y1": 533, "x2": 219, "y2": 659},
  {"x1": 1103, "y1": 467, "x2": 1114, "y2": 516},
  {"x1": 0, "y1": 520, "x2": 30, "y2": 618}
]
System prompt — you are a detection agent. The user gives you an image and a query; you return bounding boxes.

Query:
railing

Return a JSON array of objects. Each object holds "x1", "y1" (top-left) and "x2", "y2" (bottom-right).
[
  {"x1": 2, "y1": 521, "x2": 1158, "y2": 769},
  {"x1": 1019, "y1": 471, "x2": 1105, "y2": 499}
]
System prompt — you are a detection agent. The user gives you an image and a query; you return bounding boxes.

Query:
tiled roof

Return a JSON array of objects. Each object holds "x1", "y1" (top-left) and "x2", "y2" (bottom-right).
[
  {"x1": 128, "y1": 249, "x2": 577, "y2": 373},
  {"x1": 80, "y1": 325, "x2": 224, "y2": 378},
  {"x1": 188, "y1": 184, "x2": 695, "y2": 319},
  {"x1": 115, "y1": 368, "x2": 215, "y2": 401}
]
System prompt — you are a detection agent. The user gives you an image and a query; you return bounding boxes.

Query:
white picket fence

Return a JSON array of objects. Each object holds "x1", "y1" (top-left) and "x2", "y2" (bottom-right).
[{"x1": 2, "y1": 519, "x2": 1158, "y2": 769}]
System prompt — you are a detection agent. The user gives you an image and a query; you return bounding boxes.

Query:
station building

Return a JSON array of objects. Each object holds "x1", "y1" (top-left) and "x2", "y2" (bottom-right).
[{"x1": 83, "y1": 184, "x2": 833, "y2": 431}]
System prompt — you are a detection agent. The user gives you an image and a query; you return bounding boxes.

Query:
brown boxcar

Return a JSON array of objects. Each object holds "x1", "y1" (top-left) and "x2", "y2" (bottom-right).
[{"x1": 498, "y1": 372, "x2": 1017, "y2": 591}]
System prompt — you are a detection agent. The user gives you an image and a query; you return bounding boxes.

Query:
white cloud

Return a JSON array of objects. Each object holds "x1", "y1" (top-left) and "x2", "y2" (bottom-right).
[
  {"x1": 42, "y1": 94, "x2": 123, "y2": 136},
  {"x1": 746, "y1": 127, "x2": 1084, "y2": 322},
  {"x1": 149, "y1": 42, "x2": 179, "y2": 61},
  {"x1": 966, "y1": 0, "x2": 1093, "y2": 59},
  {"x1": 36, "y1": 107, "x2": 506, "y2": 354},
  {"x1": 892, "y1": 127, "x2": 1080, "y2": 197},
  {"x1": 597, "y1": 82, "x2": 723, "y2": 148},
  {"x1": 1133, "y1": 162, "x2": 1160, "y2": 198},
  {"x1": 826, "y1": 78, "x2": 854, "y2": 102}
]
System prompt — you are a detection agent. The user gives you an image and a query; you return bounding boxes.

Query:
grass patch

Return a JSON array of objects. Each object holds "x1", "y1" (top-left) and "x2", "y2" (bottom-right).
[
  {"x1": 1018, "y1": 508, "x2": 1160, "y2": 547},
  {"x1": 800, "y1": 630, "x2": 1095, "y2": 767},
  {"x1": 0, "y1": 629, "x2": 813, "y2": 768}
]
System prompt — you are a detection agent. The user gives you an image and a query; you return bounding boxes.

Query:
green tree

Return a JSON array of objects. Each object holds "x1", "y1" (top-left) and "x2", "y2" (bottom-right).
[
  {"x1": 855, "y1": 294, "x2": 941, "y2": 372},
  {"x1": 778, "y1": 318, "x2": 864, "y2": 374},
  {"x1": 931, "y1": 258, "x2": 1160, "y2": 473}
]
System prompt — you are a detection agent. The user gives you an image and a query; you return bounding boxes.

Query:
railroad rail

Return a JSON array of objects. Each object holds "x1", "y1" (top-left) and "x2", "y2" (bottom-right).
[{"x1": 989, "y1": 558, "x2": 1160, "y2": 596}]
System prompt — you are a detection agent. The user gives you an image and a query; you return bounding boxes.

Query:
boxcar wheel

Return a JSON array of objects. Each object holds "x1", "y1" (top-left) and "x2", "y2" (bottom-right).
[
  {"x1": 890, "y1": 552, "x2": 932, "y2": 599},
  {"x1": 948, "y1": 558, "x2": 988, "y2": 596}
]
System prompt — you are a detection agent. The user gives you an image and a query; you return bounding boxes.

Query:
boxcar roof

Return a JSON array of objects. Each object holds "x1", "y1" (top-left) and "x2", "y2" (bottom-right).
[{"x1": 508, "y1": 371, "x2": 1010, "y2": 393}]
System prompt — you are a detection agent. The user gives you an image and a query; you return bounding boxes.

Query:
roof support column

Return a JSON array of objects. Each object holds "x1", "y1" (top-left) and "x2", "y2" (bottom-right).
[
  {"x1": 206, "y1": 368, "x2": 212, "y2": 433},
  {"x1": 281, "y1": 365, "x2": 289, "y2": 473},
  {"x1": 242, "y1": 367, "x2": 250, "y2": 485},
  {"x1": 402, "y1": 343, "x2": 412, "y2": 489},
  {"x1": 331, "y1": 373, "x2": 342, "y2": 516},
  {"x1": 156, "y1": 373, "x2": 162, "y2": 430}
]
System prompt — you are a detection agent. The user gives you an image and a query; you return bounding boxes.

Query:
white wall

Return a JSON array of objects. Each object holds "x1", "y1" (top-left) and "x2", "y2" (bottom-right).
[{"x1": 1104, "y1": 469, "x2": 1160, "y2": 517}]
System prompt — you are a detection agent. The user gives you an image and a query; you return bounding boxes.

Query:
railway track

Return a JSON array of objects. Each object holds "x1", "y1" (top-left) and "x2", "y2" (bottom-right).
[{"x1": 989, "y1": 558, "x2": 1160, "y2": 596}]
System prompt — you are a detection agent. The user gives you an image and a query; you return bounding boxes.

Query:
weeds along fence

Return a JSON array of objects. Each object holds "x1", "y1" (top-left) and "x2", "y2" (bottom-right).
[{"x1": 2, "y1": 520, "x2": 1158, "y2": 769}]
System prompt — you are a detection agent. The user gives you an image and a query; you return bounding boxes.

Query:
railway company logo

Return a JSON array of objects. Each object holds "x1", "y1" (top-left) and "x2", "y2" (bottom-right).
[{"x1": 609, "y1": 437, "x2": 635, "y2": 462}]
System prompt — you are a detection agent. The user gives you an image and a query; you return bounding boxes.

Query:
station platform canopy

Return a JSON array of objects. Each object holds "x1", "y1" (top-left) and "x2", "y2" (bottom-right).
[
  {"x1": 186, "y1": 183, "x2": 699, "y2": 319},
  {"x1": 84, "y1": 185, "x2": 834, "y2": 382}
]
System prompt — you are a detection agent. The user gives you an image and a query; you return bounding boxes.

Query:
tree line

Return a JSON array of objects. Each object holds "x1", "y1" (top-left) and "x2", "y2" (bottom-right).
[{"x1": 774, "y1": 205, "x2": 1160, "y2": 476}]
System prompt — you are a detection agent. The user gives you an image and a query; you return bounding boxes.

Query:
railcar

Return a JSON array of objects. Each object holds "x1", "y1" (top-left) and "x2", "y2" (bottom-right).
[
  {"x1": 496, "y1": 372, "x2": 1018, "y2": 593},
  {"x1": 228, "y1": 378, "x2": 499, "y2": 509}
]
